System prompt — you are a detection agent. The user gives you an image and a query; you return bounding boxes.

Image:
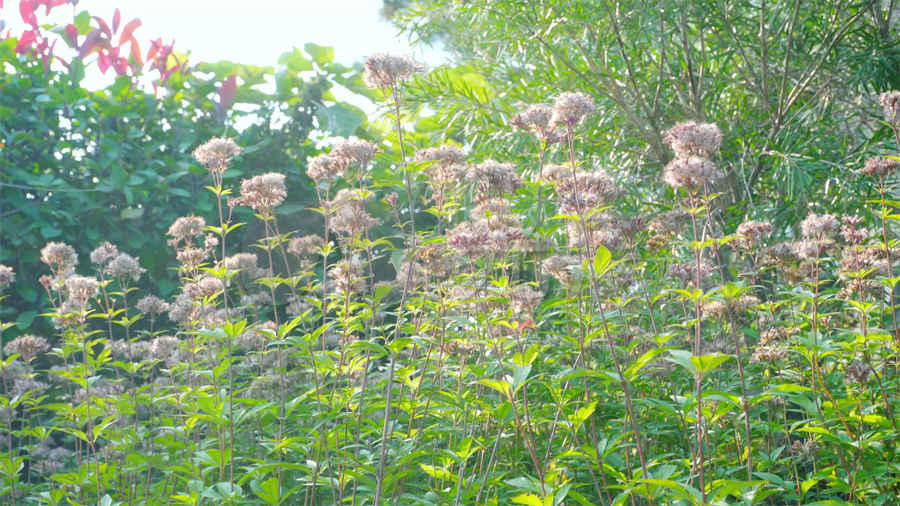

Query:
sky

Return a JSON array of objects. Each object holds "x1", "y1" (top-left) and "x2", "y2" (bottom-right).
[{"x1": 3, "y1": 0, "x2": 443, "y2": 71}]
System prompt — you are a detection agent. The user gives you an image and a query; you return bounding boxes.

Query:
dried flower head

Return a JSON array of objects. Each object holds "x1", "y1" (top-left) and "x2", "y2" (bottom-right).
[
  {"x1": 751, "y1": 343, "x2": 787, "y2": 363},
  {"x1": 149, "y1": 335, "x2": 183, "y2": 366},
  {"x1": 287, "y1": 234, "x2": 324, "y2": 257},
  {"x1": 363, "y1": 53, "x2": 424, "y2": 89},
  {"x1": 553, "y1": 170, "x2": 621, "y2": 214},
  {"x1": 4, "y1": 334, "x2": 49, "y2": 362},
  {"x1": 860, "y1": 156, "x2": 900, "y2": 179},
  {"x1": 541, "y1": 255, "x2": 582, "y2": 285},
  {"x1": 0, "y1": 265, "x2": 13, "y2": 290},
  {"x1": 193, "y1": 137, "x2": 241, "y2": 172},
  {"x1": 800, "y1": 213, "x2": 839, "y2": 238},
  {"x1": 512, "y1": 104, "x2": 564, "y2": 143},
  {"x1": 508, "y1": 284, "x2": 544, "y2": 316},
  {"x1": 176, "y1": 247, "x2": 209, "y2": 270},
  {"x1": 550, "y1": 92, "x2": 596, "y2": 127},
  {"x1": 187, "y1": 276, "x2": 224, "y2": 299},
  {"x1": 306, "y1": 153, "x2": 348, "y2": 183},
  {"x1": 136, "y1": 295, "x2": 170, "y2": 316},
  {"x1": 89, "y1": 242, "x2": 118, "y2": 265},
  {"x1": 662, "y1": 156, "x2": 721, "y2": 190},
  {"x1": 235, "y1": 172, "x2": 287, "y2": 213},
  {"x1": 329, "y1": 188, "x2": 378, "y2": 236},
  {"x1": 648, "y1": 209, "x2": 691, "y2": 236},
  {"x1": 670, "y1": 261, "x2": 715, "y2": 287},
  {"x1": 702, "y1": 295, "x2": 759, "y2": 321},
  {"x1": 395, "y1": 260, "x2": 427, "y2": 290},
  {"x1": 41, "y1": 242, "x2": 77, "y2": 273},
  {"x1": 168, "y1": 292, "x2": 198, "y2": 325},
  {"x1": 880, "y1": 90, "x2": 900, "y2": 125},
  {"x1": 106, "y1": 253, "x2": 145, "y2": 282},
  {"x1": 65, "y1": 275, "x2": 98, "y2": 305},
  {"x1": 840, "y1": 216, "x2": 869, "y2": 244},
  {"x1": 734, "y1": 220, "x2": 773, "y2": 250},
  {"x1": 664, "y1": 121, "x2": 722, "y2": 158},
  {"x1": 466, "y1": 160, "x2": 521, "y2": 199},
  {"x1": 167, "y1": 216, "x2": 206, "y2": 246},
  {"x1": 332, "y1": 138, "x2": 378, "y2": 168},
  {"x1": 225, "y1": 253, "x2": 263, "y2": 280},
  {"x1": 415, "y1": 144, "x2": 467, "y2": 166},
  {"x1": 329, "y1": 256, "x2": 365, "y2": 294},
  {"x1": 845, "y1": 360, "x2": 872, "y2": 386},
  {"x1": 793, "y1": 239, "x2": 835, "y2": 260}
]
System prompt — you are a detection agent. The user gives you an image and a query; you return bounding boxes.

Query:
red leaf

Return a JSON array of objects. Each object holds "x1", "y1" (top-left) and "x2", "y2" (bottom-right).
[
  {"x1": 129, "y1": 39, "x2": 143, "y2": 69},
  {"x1": 64, "y1": 23, "x2": 77, "y2": 46},
  {"x1": 93, "y1": 16, "x2": 111, "y2": 38},
  {"x1": 219, "y1": 74, "x2": 237, "y2": 111},
  {"x1": 112, "y1": 8, "x2": 120, "y2": 33},
  {"x1": 145, "y1": 38, "x2": 160, "y2": 62},
  {"x1": 15, "y1": 29, "x2": 36, "y2": 54},
  {"x1": 98, "y1": 51, "x2": 109, "y2": 73},
  {"x1": 78, "y1": 28, "x2": 102, "y2": 58},
  {"x1": 19, "y1": 0, "x2": 36, "y2": 26},
  {"x1": 118, "y1": 18, "x2": 141, "y2": 46}
]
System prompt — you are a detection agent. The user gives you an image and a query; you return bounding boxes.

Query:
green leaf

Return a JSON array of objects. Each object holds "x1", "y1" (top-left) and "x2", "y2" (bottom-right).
[
  {"x1": 278, "y1": 47, "x2": 313, "y2": 72},
  {"x1": 511, "y1": 493, "x2": 548, "y2": 506},
  {"x1": 251, "y1": 476, "x2": 280, "y2": 505},
  {"x1": 315, "y1": 102, "x2": 366, "y2": 137},
  {"x1": 691, "y1": 353, "x2": 731, "y2": 376},
  {"x1": 305, "y1": 43, "x2": 334, "y2": 65}
]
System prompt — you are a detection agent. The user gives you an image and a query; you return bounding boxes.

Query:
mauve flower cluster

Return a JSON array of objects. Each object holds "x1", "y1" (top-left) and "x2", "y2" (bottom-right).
[
  {"x1": 363, "y1": 53, "x2": 424, "y2": 90},
  {"x1": 662, "y1": 121, "x2": 723, "y2": 191}
]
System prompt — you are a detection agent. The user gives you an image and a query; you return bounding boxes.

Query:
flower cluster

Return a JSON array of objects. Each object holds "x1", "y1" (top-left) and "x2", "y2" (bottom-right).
[
  {"x1": 193, "y1": 137, "x2": 241, "y2": 173},
  {"x1": 859, "y1": 156, "x2": 900, "y2": 179},
  {"x1": 363, "y1": 53, "x2": 424, "y2": 90},
  {"x1": 662, "y1": 121, "x2": 723, "y2": 191},
  {"x1": 880, "y1": 90, "x2": 900, "y2": 125},
  {"x1": 512, "y1": 104, "x2": 563, "y2": 144},
  {"x1": 550, "y1": 92, "x2": 595, "y2": 127},
  {"x1": 233, "y1": 173, "x2": 287, "y2": 214}
]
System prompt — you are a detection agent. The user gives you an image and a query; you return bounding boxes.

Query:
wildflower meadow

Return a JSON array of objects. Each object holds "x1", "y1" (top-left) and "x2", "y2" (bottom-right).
[{"x1": 3, "y1": 1, "x2": 900, "y2": 505}]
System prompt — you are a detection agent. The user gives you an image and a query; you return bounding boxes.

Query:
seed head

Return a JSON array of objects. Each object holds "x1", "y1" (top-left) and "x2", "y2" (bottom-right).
[
  {"x1": 193, "y1": 137, "x2": 241, "y2": 173},
  {"x1": 329, "y1": 188, "x2": 378, "y2": 236},
  {"x1": 466, "y1": 160, "x2": 521, "y2": 199},
  {"x1": 800, "y1": 213, "x2": 839, "y2": 238},
  {"x1": 860, "y1": 156, "x2": 900, "y2": 179},
  {"x1": 513, "y1": 104, "x2": 564, "y2": 144},
  {"x1": 287, "y1": 234, "x2": 324, "y2": 257},
  {"x1": 106, "y1": 253, "x2": 145, "y2": 282},
  {"x1": 225, "y1": 253, "x2": 262, "y2": 277},
  {"x1": 235, "y1": 172, "x2": 287, "y2": 213},
  {"x1": 307, "y1": 153, "x2": 348, "y2": 183},
  {"x1": 167, "y1": 216, "x2": 206, "y2": 246},
  {"x1": 879, "y1": 90, "x2": 900, "y2": 125},
  {"x1": 662, "y1": 156, "x2": 721, "y2": 190},
  {"x1": 664, "y1": 121, "x2": 722, "y2": 158},
  {"x1": 65, "y1": 275, "x2": 98, "y2": 305},
  {"x1": 508, "y1": 284, "x2": 544, "y2": 316},
  {"x1": 0, "y1": 265, "x2": 14, "y2": 290},
  {"x1": 363, "y1": 53, "x2": 424, "y2": 89},
  {"x1": 415, "y1": 144, "x2": 467, "y2": 166},
  {"x1": 4, "y1": 334, "x2": 49, "y2": 362},
  {"x1": 553, "y1": 170, "x2": 620, "y2": 214},
  {"x1": 41, "y1": 242, "x2": 78, "y2": 274},
  {"x1": 89, "y1": 242, "x2": 119, "y2": 265},
  {"x1": 136, "y1": 295, "x2": 170, "y2": 316},
  {"x1": 332, "y1": 138, "x2": 378, "y2": 168},
  {"x1": 541, "y1": 255, "x2": 581, "y2": 285},
  {"x1": 550, "y1": 92, "x2": 595, "y2": 127},
  {"x1": 734, "y1": 220, "x2": 772, "y2": 250}
]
